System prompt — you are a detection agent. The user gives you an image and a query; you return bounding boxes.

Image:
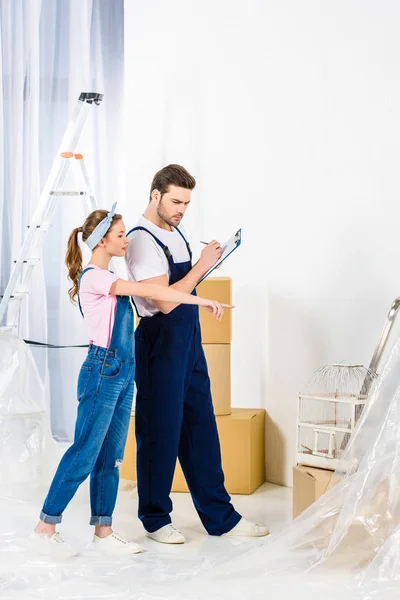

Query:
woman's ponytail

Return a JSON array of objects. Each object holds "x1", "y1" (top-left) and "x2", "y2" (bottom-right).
[{"x1": 65, "y1": 226, "x2": 83, "y2": 303}]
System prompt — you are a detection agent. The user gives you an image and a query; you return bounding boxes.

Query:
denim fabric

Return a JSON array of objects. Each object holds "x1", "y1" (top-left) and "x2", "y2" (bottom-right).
[{"x1": 40, "y1": 290, "x2": 135, "y2": 526}]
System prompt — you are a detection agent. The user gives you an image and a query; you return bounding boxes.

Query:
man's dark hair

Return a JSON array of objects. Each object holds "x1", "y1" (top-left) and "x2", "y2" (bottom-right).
[{"x1": 150, "y1": 164, "x2": 196, "y2": 201}]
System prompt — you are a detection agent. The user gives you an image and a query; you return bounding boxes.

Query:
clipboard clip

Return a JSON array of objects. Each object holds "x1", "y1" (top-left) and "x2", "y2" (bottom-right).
[{"x1": 234, "y1": 230, "x2": 241, "y2": 245}]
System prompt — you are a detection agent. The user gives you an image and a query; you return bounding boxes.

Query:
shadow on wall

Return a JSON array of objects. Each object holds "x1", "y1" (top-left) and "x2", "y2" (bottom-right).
[{"x1": 264, "y1": 291, "x2": 327, "y2": 487}]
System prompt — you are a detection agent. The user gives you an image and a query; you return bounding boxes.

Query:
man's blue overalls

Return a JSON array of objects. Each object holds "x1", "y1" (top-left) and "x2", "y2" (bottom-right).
[{"x1": 130, "y1": 226, "x2": 241, "y2": 535}]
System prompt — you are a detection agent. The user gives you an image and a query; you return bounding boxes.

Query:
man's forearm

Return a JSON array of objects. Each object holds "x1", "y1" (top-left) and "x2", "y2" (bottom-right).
[
  {"x1": 155, "y1": 262, "x2": 208, "y2": 314},
  {"x1": 170, "y1": 261, "x2": 207, "y2": 294}
]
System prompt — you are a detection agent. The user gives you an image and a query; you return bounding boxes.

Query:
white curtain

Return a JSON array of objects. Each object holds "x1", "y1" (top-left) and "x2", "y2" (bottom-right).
[{"x1": 0, "y1": 0, "x2": 125, "y2": 441}]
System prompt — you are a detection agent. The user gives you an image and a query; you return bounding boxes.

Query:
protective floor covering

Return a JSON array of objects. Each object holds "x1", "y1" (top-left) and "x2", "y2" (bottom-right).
[
  {"x1": 0, "y1": 482, "x2": 288, "y2": 600},
  {"x1": 3, "y1": 330, "x2": 400, "y2": 598}
]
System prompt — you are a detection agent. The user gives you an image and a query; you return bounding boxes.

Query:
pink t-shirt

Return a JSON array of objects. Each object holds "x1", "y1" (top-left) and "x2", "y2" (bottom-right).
[{"x1": 79, "y1": 265, "x2": 119, "y2": 348}]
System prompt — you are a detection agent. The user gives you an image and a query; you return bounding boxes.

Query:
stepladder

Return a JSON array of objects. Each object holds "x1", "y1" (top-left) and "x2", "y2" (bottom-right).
[{"x1": 0, "y1": 92, "x2": 103, "y2": 332}]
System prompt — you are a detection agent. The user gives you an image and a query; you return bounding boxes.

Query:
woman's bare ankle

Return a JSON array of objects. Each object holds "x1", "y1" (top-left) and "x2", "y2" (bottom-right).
[
  {"x1": 94, "y1": 525, "x2": 113, "y2": 538},
  {"x1": 34, "y1": 520, "x2": 56, "y2": 536}
]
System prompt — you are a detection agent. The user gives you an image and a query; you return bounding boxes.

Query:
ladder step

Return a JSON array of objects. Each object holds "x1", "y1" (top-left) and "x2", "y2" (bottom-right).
[
  {"x1": 1, "y1": 292, "x2": 27, "y2": 299},
  {"x1": 50, "y1": 191, "x2": 86, "y2": 196},
  {"x1": 14, "y1": 258, "x2": 41, "y2": 265},
  {"x1": 27, "y1": 224, "x2": 51, "y2": 231}
]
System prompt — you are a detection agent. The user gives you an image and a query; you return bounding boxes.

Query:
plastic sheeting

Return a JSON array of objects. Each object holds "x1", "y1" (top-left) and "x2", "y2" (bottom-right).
[
  {"x1": 0, "y1": 330, "x2": 57, "y2": 500},
  {"x1": 0, "y1": 484, "x2": 268, "y2": 600},
  {"x1": 2, "y1": 330, "x2": 400, "y2": 598}
]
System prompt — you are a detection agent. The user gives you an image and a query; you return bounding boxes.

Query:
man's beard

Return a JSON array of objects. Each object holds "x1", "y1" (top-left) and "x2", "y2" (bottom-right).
[{"x1": 156, "y1": 199, "x2": 179, "y2": 228}]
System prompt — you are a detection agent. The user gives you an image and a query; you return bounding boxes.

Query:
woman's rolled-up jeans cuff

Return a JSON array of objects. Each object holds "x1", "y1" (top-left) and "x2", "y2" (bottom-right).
[
  {"x1": 40, "y1": 510, "x2": 62, "y2": 525},
  {"x1": 90, "y1": 516, "x2": 113, "y2": 526}
]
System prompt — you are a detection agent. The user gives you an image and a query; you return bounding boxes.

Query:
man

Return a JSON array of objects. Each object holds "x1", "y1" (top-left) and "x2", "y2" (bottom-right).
[{"x1": 125, "y1": 164, "x2": 268, "y2": 544}]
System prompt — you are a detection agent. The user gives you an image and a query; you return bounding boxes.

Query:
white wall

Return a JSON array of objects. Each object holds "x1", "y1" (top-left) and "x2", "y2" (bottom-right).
[{"x1": 123, "y1": 0, "x2": 400, "y2": 486}]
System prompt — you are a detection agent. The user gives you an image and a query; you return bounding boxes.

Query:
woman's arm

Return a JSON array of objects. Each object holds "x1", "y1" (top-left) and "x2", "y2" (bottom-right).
[{"x1": 109, "y1": 278, "x2": 232, "y2": 320}]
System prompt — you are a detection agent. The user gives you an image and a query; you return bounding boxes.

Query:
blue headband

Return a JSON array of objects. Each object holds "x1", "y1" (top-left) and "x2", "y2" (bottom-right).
[{"x1": 85, "y1": 203, "x2": 118, "y2": 250}]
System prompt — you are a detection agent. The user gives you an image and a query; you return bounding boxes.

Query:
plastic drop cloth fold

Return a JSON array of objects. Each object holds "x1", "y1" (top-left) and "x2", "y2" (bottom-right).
[{"x1": 0, "y1": 330, "x2": 57, "y2": 500}]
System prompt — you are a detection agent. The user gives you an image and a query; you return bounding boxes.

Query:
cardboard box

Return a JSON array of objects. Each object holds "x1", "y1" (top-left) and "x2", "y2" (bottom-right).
[
  {"x1": 203, "y1": 343, "x2": 231, "y2": 416},
  {"x1": 292, "y1": 465, "x2": 333, "y2": 518},
  {"x1": 120, "y1": 408, "x2": 266, "y2": 495},
  {"x1": 197, "y1": 277, "x2": 232, "y2": 344}
]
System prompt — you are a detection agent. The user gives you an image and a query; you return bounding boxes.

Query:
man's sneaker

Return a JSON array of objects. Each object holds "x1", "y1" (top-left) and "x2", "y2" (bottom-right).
[
  {"x1": 223, "y1": 517, "x2": 270, "y2": 538},
  {"x1": 92, "y1": 532, "x2": 142, "y2": 555},
  {"x1": 146, "y1": 524, "x2": 186, "y2": 544},
  {"x1": 28, "y1": 531, "x2": 79, "y2": 559}
]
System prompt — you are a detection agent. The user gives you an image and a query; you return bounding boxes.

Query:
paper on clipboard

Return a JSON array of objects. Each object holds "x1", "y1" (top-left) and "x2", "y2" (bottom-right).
[{"x1": 199, "y1": 229, "x2": 242, "y2": 282}]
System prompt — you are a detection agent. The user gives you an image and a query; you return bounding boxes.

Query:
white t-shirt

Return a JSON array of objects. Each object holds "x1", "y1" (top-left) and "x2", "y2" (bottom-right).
[{"x1": 125, "y1": 215, "x2": 191, "y2": 317}]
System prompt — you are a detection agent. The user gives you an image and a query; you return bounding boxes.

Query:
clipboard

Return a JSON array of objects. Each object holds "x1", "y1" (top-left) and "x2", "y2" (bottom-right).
[{"x1": 198, "y1": 228, "x2": 242, "y2": 283}]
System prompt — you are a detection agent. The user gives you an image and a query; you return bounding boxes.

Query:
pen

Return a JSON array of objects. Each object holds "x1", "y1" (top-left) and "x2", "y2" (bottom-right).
[{"x1": 200, "y1": 241, "x2": 208, "y2": 245}]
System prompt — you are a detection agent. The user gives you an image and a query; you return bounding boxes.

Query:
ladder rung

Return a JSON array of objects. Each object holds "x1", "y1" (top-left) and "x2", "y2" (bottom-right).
[
  {"x1": 14, "y1": 258, "x2": 41, "y2": 265},
  {"x1": 1, "y1": 292, "x2": 27, "y2": 299},
  {"x1": 50, "y1": 191, "x2": 86, "y2": 196},
  {"x1": 27, "y1": 224, "x2": 51, "y2": 230},
  {"x1": 27, "y1": 225, "x2": 51, "y2": 231}
]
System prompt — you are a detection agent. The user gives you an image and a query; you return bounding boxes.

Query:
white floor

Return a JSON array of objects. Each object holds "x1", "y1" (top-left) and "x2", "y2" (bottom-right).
[{"x1": 123, "y1": 481, "x2": 292, "y2": 556}]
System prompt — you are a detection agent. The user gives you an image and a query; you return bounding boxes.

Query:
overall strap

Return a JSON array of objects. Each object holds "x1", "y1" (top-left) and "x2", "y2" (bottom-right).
[
  {"x1": 77, "y1": 267, "x2": 95, "y2": 318},
  {"x1": 127, "y1": 226, "x2": 173, "y2": 260},
  {"x1": 175, "y1": 226, "x2": 192, "y2": 259}
]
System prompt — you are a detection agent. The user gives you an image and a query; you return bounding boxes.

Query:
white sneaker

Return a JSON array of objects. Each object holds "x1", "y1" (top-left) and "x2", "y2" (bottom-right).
[
  {"x1": 223, "y1": 517, "x2": 270, "y2": 538},
  {"x1": 146, "y1": 524, "x2": 186, "y2": 544},
  {"x1": 92, "y1": 532, "x2": 142, "y2": 555},
  {"x1": 28, "y1": 531, "x2": 79, "y2": 559}
]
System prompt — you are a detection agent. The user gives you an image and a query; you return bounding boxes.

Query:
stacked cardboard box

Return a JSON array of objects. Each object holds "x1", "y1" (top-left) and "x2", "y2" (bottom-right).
[
  {"x1": 122, "y1": 277, "x2": 266, "y2": 495},
  {"x1": 120, "y1": 408, "x2": 265, "y2": 495},
  {"x1": 292, "y1": 465, "x2": 334, "y2": 518},
  {"x1": 197, "y1": 277, "x2": 232, "y2": 416}
]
